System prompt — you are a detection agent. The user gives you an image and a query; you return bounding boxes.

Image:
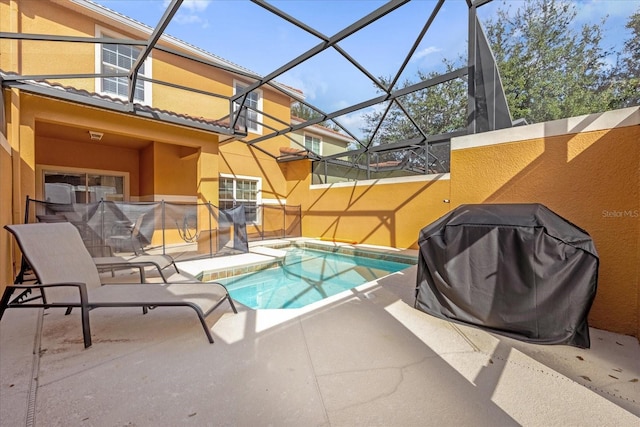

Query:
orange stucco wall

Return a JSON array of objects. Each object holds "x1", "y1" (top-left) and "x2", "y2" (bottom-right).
[
  {"x1": 0, "y1": 0, "x2": 96, "y2": 89},
  {"x1": 0, "y1": 0, "x2": 294, "y2": 202},
  {"x1": 449, "y1": 116, "x2": 639, "y2": 338},
  {"x1": 1, "y1": 136, "x2": 12, "y2": 285},
  {"x1": 220, "y1": 140, "x2": 290, "y2": 202},
  {"x1": 35, "y1": 136, "x2": 141, "y2": 195},
  {"x1": 282, "y1": 159, "x2": 312, "y2": 206},
  {"x1": 294, "y1": 108, "x2": 639, "y2": 339},
  {"x1": 151, "y1": 142, "x2": 197, "y2": 197},
  {"x1": 299, "y1": 175, "x2": 452, "y2": 248},
  {"x1": 139, "y1": 144, "x2": 155, "y2": 198},
  {"x1": 152, "y1": 50, "x2": 232, "y2": 121}
]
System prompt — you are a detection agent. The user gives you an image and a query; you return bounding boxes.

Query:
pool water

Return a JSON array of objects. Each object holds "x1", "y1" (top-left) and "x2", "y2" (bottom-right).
[{"x1": 217, "y1": 247, "x2": 411, "y2": 309}]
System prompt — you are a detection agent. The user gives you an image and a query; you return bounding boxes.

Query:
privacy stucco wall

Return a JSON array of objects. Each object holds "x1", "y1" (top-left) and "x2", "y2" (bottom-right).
[
  {"x1": 450, "y1": 107, "x2": 640, "y2": 338},
  {"x1": 302, "y1": 174, "x2": 452, "y2": 248},
  {"x1": 296, "y1": 107, "x2": 639, "y2": 338}
]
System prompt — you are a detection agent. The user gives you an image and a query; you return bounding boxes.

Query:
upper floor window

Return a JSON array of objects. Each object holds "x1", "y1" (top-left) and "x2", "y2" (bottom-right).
[
  {"x1": 233, "y1": 81, "x2": 262, "y2": 134},
  {"x1": 96, "y1": 28, "x2": 152, "y2": 104},
  {"x1": 304, "y1": 134, "x2": 322, "y2": 154}
]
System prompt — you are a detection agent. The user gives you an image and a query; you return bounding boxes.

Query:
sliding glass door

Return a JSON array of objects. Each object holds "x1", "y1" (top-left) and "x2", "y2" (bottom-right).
[{"x1": 43, "y1": 170, "x2": 126, "y2": 203}]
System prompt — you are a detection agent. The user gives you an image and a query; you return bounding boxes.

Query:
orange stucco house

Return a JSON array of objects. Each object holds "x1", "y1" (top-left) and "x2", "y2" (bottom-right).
[{"x1": 1, "y1": 0, "x2": 310, "y2": 281}]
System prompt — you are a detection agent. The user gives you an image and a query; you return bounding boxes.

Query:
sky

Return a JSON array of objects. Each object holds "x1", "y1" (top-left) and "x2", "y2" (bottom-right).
[{"x1": 91, "y1": 0, "x2": 640, "y2": 137}]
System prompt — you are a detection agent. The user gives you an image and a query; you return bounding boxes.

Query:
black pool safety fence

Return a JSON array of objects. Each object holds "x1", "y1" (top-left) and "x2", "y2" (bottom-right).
[{"x1": 22, "y1": 197, "x2": 302, "y2": 262}]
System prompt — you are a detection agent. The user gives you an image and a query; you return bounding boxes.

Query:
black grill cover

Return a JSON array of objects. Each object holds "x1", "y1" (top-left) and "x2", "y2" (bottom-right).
[{"x1": 415, "y1": 204, "x2": 598, "y2": 348}]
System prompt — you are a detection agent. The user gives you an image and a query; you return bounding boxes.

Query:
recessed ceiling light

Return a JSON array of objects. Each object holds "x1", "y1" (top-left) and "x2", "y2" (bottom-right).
[{"x1": 89, "y1": 131, "x2": 104, "y2": 141}]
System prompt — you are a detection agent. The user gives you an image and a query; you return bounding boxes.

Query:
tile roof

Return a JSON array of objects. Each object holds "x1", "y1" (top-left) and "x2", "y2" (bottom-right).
[{"x1": 1, "y1": 71, "x2": 239, "y2": 134}]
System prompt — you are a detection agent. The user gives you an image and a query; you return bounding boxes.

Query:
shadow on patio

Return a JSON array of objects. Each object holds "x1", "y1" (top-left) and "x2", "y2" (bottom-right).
[{"x1": 1, "y1": 265, "x2": 639, "y2": 426}]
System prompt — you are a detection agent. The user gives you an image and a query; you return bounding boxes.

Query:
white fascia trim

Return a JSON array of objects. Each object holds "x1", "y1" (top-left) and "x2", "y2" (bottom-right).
[
  {"x1": 452, "y1": 106, "x2": 640, "y2": 151},
  {"x1": 310, "y1": 173, "x2": 450, "y2": 190},
  {"x1": 220, "y1": 172, "x2": 261, "y2": 181},
  {"x1": 74, "y1": 0, "x2": 154, "y2": 35},
  {"x1": 262, "y1": 198, "x2": 286, "y2": 206}
]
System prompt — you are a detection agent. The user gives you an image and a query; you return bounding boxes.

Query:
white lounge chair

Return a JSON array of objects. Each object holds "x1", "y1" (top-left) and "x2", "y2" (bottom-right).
[{"x1": 1, "y1": 222, "x2": 237, "y2": 348}]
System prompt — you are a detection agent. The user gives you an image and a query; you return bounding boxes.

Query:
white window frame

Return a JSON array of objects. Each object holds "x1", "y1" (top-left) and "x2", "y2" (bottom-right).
[
  {"x1": 95, "y1": 26, "x2": 152, "y2": 105},
  {"x1": 36, "y1": 164, "x2": 130, "y2": 202},
  {"x1": 304, "y1": 133, "x2": 322, "y2": 155},
  {"x1": 233, "y1": 80, "x2": 263, "y2": 134},
  {"x1": 219, "y1": 174, "x2": 262, "y2": 224}
]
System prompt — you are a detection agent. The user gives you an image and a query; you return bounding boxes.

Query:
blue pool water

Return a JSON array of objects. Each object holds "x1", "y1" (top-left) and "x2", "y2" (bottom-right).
[{"x1": 217, "y1": 248, "x2": 412, "y2": 309}]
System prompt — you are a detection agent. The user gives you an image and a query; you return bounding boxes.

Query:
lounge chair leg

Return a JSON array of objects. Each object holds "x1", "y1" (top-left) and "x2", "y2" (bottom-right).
[
  {"x1": 228, "y1": 296, "x2": 238, "y2": 314},
  {"x1": 78, "y1": 285, "x2": 92, "y2": 348},
  {"x1": 0, "y1": 287, "x2": 15, "y2": 321},
  {"x1": 197, "y1": 313, "x2": 214, "y2": 344},
  {"x1": 65, "y1": 307, "x2": 73, "y2": 315},
  {"x1": 158, "y1": 270, "x2": 168, "y2": 283},
  {"x1": 80, "y1": 306, "x2": 92, "y2": 348}
]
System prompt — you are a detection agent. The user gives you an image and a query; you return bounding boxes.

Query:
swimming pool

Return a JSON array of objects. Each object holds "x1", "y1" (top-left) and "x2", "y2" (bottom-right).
[{"x1": 217, "y1": 247, "x2": 413, "y2": 309}]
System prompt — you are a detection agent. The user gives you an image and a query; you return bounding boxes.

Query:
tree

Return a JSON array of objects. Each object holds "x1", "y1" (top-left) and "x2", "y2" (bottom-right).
[
  {"x1": 613, "y1": 7, "x2": 640, "y2": 107},
  {"x1": 484, "y1": 0, "x2": 615, "y2": 123},
  {"x1": 361, "y1": 64, "x2": 467, "y2": 173},
  {"x1": 358, "y1": 61, "x2": 467, "y2": 173},
  {"x1": 291, "y1": 102, "x2": 321, "y2": 121},
  {"x1": 361, "y1": 61, "x2": 466, "y2": 146},
  {"x1": 363, "y1": 0, "x2": 620, "y2": 143},
  {"x1": 290, "y1": 101, "x2": 341, "y2": 131},
  {"x1": 359, "y1": 0, "x2": 634, "y2": 174}
]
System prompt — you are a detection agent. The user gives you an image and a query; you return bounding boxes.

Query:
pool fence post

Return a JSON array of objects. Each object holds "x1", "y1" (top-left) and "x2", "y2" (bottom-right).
[
  {"x1": 161, "y1": 200, "x2": 166, "y2": 255},
  {"x1": 260, "y1": 204, "x2": 265, "y2": 240},
  {"x1": 208, "y1": 201, "x2": 213, "y2": 257}
]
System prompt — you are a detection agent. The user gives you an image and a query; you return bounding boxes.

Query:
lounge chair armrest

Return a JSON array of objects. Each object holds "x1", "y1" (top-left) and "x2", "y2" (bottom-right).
[
  {"x1": 3, "y1": 282, "x2": 88, "y2": 307},
  {"x1": 7, "y1": 282, "x2": 87, "y2": 290},
  {"x1": 2, "y1": 282, "x2": 93, "y2": 348},
  {"x1": 86, "y1": 244, "x2": 114, "y2": 257}
]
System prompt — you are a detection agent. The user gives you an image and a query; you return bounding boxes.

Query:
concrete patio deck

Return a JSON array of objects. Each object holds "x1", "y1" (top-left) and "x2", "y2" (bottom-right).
[{"x1": 1, "y1": 263, "x2": 639, "y2": 426}]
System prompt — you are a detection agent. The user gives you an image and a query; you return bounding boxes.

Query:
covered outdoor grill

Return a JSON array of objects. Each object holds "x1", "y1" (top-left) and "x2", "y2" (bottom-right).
[{"x1": 415, "y1": 203, "x2": 598, "y2": 348}]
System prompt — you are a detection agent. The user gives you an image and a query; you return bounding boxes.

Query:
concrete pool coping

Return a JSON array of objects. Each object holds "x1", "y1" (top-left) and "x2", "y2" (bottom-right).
[{"x1": 177, "y1": 238, "x2": 419, "y2": 282}]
